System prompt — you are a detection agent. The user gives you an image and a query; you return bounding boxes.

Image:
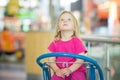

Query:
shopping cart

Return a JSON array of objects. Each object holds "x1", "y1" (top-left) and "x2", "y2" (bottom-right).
[{"x1": 36, "y1": 52, "x2": 104, "y2": 80}]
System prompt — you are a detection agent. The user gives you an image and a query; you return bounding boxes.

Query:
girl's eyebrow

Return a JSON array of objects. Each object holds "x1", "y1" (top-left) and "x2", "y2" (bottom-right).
[{"x1": 60, "y1": 17, "x2": 72, "y2": 19}]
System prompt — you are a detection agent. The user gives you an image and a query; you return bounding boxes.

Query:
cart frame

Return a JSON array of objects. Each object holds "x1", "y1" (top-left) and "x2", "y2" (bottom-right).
[{"x1": 36, "y1": 52, "x2": 104, "y2": 80}]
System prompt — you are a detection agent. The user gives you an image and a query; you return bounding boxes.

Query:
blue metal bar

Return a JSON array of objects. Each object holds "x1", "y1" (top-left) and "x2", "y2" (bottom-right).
[
  {"x1": 89, "y1": 65, "x2": 96, "y2": 80},
  {"x1": 36, "y1": 52, "x2": 104, "y2": 80}
]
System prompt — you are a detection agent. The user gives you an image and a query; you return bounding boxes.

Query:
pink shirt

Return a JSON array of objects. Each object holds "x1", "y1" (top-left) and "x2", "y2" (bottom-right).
[{"x1": 48, "y1": 37, "x2": 87, "y2": 72}]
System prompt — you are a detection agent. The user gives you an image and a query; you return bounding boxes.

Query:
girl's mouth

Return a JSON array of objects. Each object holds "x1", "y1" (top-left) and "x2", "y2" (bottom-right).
[{"x1": 63, "y1": 24, "x2": 68, "y2": 26}]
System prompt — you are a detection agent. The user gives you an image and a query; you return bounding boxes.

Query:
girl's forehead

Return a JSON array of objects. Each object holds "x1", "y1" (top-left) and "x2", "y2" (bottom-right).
[{"x1": 60, "y1": 13, "x2": 72, "y2": 18}]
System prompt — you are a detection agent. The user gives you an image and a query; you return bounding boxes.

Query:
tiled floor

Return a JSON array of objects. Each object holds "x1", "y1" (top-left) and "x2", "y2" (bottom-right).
[{"x1": 0, "y1": 62, "x2": 26, "y2": 80}]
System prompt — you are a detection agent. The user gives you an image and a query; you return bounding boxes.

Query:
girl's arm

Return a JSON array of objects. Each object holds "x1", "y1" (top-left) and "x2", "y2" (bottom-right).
[
  {"x1": 48, "y1": 57, "x2": 65, "y2": 78},
  {"x1": 62, "y1": 53, "x2": 86, "y2": 76},
  {"x1": 68, "y1": 52, "x2": 86, "y2": 72},
  {"x1": 48, "y1": 57, "x2": 59, "y2": 72}
]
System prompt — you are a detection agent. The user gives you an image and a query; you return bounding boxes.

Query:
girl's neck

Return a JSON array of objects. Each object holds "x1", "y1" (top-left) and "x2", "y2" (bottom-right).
[{"x1": 61, "y1": 31, "x2": 73, "y2": 41}]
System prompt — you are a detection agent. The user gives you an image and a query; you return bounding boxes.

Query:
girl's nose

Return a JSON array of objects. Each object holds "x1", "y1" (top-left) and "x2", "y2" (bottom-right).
[{"x1": 64, "y1": 19, "x2": 68, "y2": 23}]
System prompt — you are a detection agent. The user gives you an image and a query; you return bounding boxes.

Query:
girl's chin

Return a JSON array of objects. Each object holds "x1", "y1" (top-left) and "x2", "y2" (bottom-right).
[
  {"x1": 59, "y1": 28, "x2": 74, "y2": 31},
  {"x1": 60, "y1": 29, "x2": 74, "y2": 31}
]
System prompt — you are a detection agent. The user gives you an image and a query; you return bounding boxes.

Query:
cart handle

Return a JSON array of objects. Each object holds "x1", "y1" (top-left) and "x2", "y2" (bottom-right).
[{"x1": 36, "y1": 52, "x2": 104, "y2": 80}]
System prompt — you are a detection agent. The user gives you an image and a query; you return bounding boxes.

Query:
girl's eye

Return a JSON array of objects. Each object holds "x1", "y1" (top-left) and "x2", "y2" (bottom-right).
[
  {"x1": 68, "y1": 18, "x2": 71, "y2": 21},
  {"x1": 60, "y1": 18, "x2": 71, "y2": 21},
  {"x1": 60, "y1": 19, "x2": 64, "y2": 21}
]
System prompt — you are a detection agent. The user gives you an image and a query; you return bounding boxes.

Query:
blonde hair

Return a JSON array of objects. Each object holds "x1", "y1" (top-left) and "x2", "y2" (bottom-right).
[{"x1": 54, "y1": 11, "x2": 80, "y2": 41}]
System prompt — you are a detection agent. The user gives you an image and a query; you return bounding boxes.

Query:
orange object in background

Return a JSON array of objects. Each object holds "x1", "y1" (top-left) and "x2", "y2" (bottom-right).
[
  {"x1": 0, "y1": 27, "x2": 25, "y2": 58},
  {"x1": 0, "y1": 27, "x2": 15, "y2": 52},
  {"x1": 97, "y1": 0, "x2": 120, "y2": 19},
  {"x1": 98, "y1": 10, "x2": 109, "y2": 19}
]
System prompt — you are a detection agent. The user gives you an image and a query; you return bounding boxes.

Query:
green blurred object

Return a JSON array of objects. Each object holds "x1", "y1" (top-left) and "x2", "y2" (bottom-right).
[{"x1": 18, "y1": 10, "x2": 37, "y2": 19}]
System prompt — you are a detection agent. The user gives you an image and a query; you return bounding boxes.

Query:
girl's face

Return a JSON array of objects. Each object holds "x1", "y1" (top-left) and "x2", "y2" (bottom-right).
[{"x1": 58, "y1": 13, "x2": 74, "y2": 31}]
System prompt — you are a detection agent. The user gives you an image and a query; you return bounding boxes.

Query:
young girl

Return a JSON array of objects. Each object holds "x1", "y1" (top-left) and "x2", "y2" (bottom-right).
[{"x1": 48, "y1": 11, "x2": 87, "y2": 80}]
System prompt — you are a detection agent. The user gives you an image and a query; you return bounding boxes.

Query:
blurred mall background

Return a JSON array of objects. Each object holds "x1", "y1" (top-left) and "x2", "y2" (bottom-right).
[{"x1": 0, "y1": 0, "x2": 120, "y2": 80}]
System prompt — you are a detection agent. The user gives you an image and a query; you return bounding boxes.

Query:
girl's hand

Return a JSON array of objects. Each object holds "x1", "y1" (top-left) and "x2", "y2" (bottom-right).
[
  {"x1": 55, "y1": 69, "x2": 65, "y2": 78},
  {"x1": 62, "y1": 68, "x2": 72, "y2": 77}
]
